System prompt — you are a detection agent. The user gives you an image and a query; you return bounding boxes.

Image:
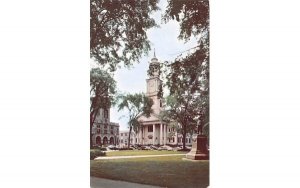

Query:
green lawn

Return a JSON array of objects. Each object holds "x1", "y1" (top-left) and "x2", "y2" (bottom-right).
[
  {"x1": 105, "y1": 150, "x2": 187, "y2": 157},
  {"x1": 91, "y1": 155, "x2": 209, "y2": 188}
]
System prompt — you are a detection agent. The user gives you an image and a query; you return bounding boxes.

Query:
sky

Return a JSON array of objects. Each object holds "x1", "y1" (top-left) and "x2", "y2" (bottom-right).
[{"x1": 110, "y1": 0, "x2": 198, "y2": 131}]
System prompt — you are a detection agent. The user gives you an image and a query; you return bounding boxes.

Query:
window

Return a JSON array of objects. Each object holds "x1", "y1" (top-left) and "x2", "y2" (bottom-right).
[
  {"x1": 168, "y1": 128, "x2": 170, "y2": 132},
  {"x1": 96, "y1": 137, "x2": 101, "y2": 145},
  {"x1": 121, "y1": 133, "x2": 123, "y2": 136},
  {"x1": 110, "y1": 130, "x2": 113, "y2": 134},
  {"x1": 97, "y1": 124, "x2": 100, "y2": 128},
  {"x1": 97, "y1": 129, "x2": 100, "y2": 134},
  {"x1": 121, "y1": 139, "x2": 123, "y2": 143},
  {"x1": 172, "y1": 137, "x2": 175, "y2": 142},
  {"x1": 111, "y1": 126, "x2": 113, "y2": 130},
  {"x1": 148, "y1": 126, "x2": 153, "y2": 132},
  {"x1": 104, "y1": 109, "x2": 108, "y2": 118},
  {"x1": 125, "y1": 133, "x2": 127, "y2": 136},
  {"x1": 104, "y1": 130, "x2": 107, "y2": 134},
  {"x1": 104, "y1": 124, "x2": 107, "y2": 129}
]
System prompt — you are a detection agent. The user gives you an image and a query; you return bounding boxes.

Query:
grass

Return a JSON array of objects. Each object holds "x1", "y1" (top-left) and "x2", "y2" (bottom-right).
[
  {"x1": 105, "y1": 150, "x2": 187, "y2": 157},
  {"x1": 91, "y1": 155, "x2": 209, "y2": 188}
]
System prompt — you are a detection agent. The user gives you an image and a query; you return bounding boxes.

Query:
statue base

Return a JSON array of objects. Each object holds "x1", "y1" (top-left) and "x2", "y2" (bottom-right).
[{"x1": 186, "y1": 135, "x2": 209, "y2": 160}]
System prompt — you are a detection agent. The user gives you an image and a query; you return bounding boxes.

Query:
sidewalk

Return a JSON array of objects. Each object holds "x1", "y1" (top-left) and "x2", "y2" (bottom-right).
[
  {"x1": 94, "y1": 154, "x2": 186, "y2": 160},
  {"x1": 91, "y1": 177, "x2": 163, "y2": 188}
]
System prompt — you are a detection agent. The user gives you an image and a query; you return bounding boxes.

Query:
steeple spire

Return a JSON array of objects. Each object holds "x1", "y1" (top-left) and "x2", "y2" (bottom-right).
[{"x1": 150, "y1": 47, "x2": 158, "y2": 63}]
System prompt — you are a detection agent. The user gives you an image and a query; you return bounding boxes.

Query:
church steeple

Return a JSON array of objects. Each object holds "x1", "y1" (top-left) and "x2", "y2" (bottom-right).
[
  {"x1": 146, "y1": 53, "x2": 163, "y2": 114},
  {"x1": 150, "y1": 48, "x2": 158, "y2": 63}
]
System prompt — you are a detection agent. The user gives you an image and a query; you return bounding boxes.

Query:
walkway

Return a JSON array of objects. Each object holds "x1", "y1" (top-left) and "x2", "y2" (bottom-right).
[
  {"x1": 94, "y1": 154, "x2": 186, "y2": 160},
  {"x1": 91, "y1": 177, "x2": 163, "y2": 188}
]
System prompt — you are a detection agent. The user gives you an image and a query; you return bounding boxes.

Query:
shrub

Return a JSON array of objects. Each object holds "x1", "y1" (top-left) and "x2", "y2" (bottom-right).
[{"x1": 90, "y1": 149, "x2": 106, "y2": 160}]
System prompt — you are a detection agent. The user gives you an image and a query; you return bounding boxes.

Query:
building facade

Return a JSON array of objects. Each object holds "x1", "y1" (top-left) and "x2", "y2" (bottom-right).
[
  {"x1": 136, "y1": 54, "x2": 193, "y2": 146},
  {"x1": 119, "y1": 130, "x2": 137, "y2": 148},
  {"x1": 92, "y1": 108, "x2": 119, "y2": 146}
]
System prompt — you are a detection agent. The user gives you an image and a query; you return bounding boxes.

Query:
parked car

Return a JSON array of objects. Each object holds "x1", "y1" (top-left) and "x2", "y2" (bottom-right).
[
  {"x1": 158, "y1": 145, "x2": 173, "y2": 151},
  {"x1": 140, "y1": 146, "x2": 151, "y2": 150},
  {"x1": 107, "y1": 145, "x2": 117, "y2": 150},
  {"x1": 128, "y1": 146, "x2": 135, "y2": 150},
  {"x1": 150, "y1": 145, "x2": 158, "y2": 150}
]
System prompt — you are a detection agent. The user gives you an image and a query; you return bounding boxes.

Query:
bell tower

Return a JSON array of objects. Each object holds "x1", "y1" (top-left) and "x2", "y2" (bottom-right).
[{"x1": 146, "y1": 50, "x2": 162, "y2": 114}]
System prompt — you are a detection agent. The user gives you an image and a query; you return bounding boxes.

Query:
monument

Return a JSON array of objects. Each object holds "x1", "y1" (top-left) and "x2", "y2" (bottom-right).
[{"x1": 186, "y1": 134, "x2": 209, "y2": 160}]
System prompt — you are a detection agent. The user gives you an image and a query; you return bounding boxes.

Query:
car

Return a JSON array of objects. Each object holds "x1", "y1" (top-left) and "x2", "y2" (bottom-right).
[
  {"x1": 140, "y1": 146, "x2": 151, "y2": 150},
  {"x1": 150, "y1": 145, "x2": 158, "y2": 150},
  {"x1": 128, "y1": 146, "x2": 135, "y2": 150},
  {"x1": 107, "y1": 145, "x2": 117, "y2": 150},
  {"x1": 158, "y1": 145, "x2": 173, "y2": 151}
]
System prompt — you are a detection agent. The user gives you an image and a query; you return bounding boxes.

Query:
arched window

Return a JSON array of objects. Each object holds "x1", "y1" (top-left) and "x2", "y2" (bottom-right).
[
  {"x1": 96, "y1": 136, "x2": 101, "y2": 145},
  {"x1": 103, "y1": 137, "x2": 108, "y2": 145},
  {"x1": 109, "y1": 137, "x2": 114, "y2": 145}
]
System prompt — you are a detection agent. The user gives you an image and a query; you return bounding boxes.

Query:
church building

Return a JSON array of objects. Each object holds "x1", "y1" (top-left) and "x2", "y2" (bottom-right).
[{"x1": 136, "y1": 53, "x2": 193, "y2": 146}]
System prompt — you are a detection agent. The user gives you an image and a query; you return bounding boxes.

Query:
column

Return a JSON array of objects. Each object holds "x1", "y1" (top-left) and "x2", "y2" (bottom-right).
[
  {"x1": 139, "y1": 126, "x2": 142, "y2": 145},
  {"x1": 132, "y1": 133, "x2": 135, "y2": 145},
  {"x1": 153, "y1": 124, "x2": 155, "y2": 145},
  {"x1": 164, "y1": 124, "x2": 167, "y2": 145},
  {"x1": 160, "y1": 123, "x2": 163, "y2": 145},
  {"x1": 175, "y1": 132, "x2": 178, "y2": 145},
  {"x1": 142, "y1": 126, "x2": 146, "y2": 145}
]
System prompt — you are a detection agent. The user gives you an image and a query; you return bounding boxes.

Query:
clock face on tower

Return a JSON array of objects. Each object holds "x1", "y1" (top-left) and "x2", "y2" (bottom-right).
[{"x1": 149, "y1": 80, "x2": 155, "y2": 92}]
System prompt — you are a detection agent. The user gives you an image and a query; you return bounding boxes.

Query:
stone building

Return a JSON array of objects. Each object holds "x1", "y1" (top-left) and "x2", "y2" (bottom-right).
[
  {"x1": 136, "y1": 53, "x2": 193, "y2": 146},
  {"x1": 92, "y1": 108, "x2": 119, "y2": 146}
]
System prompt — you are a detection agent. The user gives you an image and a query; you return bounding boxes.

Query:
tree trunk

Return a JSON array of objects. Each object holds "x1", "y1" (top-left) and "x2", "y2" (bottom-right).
[
  {"x1": 90, "y1": 108, "x2": 99, "y2": 149},
  {"x1": 90, "y1": 113, "x2": 94, "y2": 149},
  {"x1": 182, "y1": 131, "x2": 186, "y2": 150},
  {"x1": 182, "y1": 123, "x2": 187, "y2": 150},
  {"x1": 128, "y1": 125, "x2": 132, "y2": 148}
]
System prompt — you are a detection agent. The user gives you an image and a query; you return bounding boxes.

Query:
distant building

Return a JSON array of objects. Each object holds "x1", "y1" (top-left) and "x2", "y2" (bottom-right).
[
  {"x1": 136, "y1": 54, "x2": 194, "y2": 146},
  {"x1": 119, "y1": 130, "x2": 137, "y2": 148},
  {"x1": 92, "y1": 108, "x2": 119, "y2": 146}
]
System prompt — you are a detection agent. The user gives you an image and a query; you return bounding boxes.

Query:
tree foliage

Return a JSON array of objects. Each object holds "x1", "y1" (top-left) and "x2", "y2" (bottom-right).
[
  {"x1": 90, "y1": 68, "x2": 116, "y2": 148},
  {"x1": 91, "y1": 0, "x2": 159, "y2": 71},
  {"x1": 161, "y1": 0, "x2": 209, "y2": 137},
  {"x1": 117, "y1": 93, "x2": 153, "y2": 147},
  {"x1": 160, "y1": 94, "x2": 198, "y2": 149}
]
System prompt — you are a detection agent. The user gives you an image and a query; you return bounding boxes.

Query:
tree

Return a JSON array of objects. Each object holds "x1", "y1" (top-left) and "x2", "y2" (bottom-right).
[
  {"x1": 90, "y1": 68, "x2": 116, "y2": 148},
  {"x1": 160, "y1": 92, "x2": 198, "y2": 150},
  {"x1": 161, "y1": 0, "x2": 209, "y2": 136},
  {"x1": 90, "y1": 0, "x2": 159, "y2": 71},
  {"x1": 117, "y1": 93, "x2": 153, "y2": 148}
]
